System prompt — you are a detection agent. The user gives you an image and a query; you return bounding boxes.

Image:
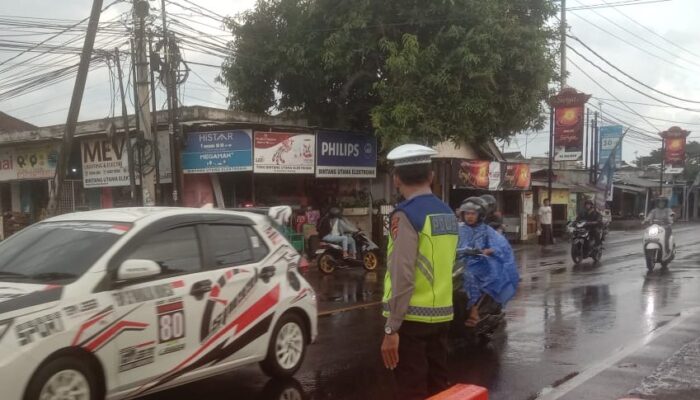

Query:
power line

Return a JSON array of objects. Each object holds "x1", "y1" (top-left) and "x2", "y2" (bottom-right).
[
  {"x1": 598, "y1": 100, "x2": 700, "y2": 126},
  {"x1": 567, "y1": 0, "x2": 671, "y2": 11},
  {"x1": 568, "y1": 34, "x2": 700, "y2": 104},
  {"x1": 567, "y1": 47, "x2": 700, "y2": 113},
  {"x1": 570, "y1": 2, "x2": 700, "y2": 69},
  {"x1": 568, "y1": 12, "x2": 695, "y2": 73}
]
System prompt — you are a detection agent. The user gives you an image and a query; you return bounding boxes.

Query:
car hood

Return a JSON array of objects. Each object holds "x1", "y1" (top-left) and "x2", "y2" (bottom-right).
[{"x1": 0, "y1": 283, "x2": 63, "y2": 316}]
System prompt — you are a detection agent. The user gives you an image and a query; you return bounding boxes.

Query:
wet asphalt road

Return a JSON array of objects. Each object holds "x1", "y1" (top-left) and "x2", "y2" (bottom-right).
[{"x1": 146, "y1": 225, "x2": 700, "y2": 400}]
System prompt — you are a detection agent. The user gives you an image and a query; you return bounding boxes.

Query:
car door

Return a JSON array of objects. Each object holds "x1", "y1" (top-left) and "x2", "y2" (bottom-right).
[
  {"x1": 195, "y1": 223, "x2": 276, "y2": 366},
  {"x1": 109, "y1": 223, "x2": 213, "y2": 393}
]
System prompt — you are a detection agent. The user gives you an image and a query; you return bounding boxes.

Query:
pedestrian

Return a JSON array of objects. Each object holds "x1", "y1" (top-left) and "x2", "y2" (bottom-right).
[
  {"x1": 538, "y1": 198, "x2": 554, "y2": 246},
  {"x1": 381, "y1": 144, "x2": 459, "y2": 400}
]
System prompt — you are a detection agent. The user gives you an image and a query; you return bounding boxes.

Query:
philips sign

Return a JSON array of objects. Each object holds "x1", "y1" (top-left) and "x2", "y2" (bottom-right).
[{"x1": 316, "y1": 131, "x2": 377, "y2": 178}]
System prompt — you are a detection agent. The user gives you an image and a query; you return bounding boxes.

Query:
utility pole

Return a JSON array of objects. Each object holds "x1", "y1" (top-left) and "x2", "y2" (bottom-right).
[
  {"x1": 548, "y1": 107, "x2": 554, "y2": 202},
  {"x1": 47, "y1": 0, "x2": 104, "y2": 215},
  {"x1": 160, "y1": 0, "x2": 182, "y2": 205},
  {"x1": 114, "y1": 48, "x2": 137, "y2": 202},
  {"x1": 560, "y1": 0, "x2": 567, "y2": 88},
  {"x1": 148, "y1": 32, "x2": 161, "y2": 203},
  {"x1": 659, "y1": 139, "x2": 665, "y2": 197},
  {"x1": 593, "y1": 111, "x2": 599, "y2": 181},
  {"x1": 133, "y1": 0, "x2": 156, "y2": 206}
]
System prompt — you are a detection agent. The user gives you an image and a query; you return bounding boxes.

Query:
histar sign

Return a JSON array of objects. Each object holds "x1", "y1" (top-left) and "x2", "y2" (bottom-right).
[{"x1": 315, "y1": 131, "x2": 377, "y2": 178}]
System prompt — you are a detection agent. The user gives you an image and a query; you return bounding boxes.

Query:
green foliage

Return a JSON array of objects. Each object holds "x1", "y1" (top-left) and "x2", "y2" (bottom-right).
[{"x1": 220, "y1": 0, "x2": 559, "y2": 146}]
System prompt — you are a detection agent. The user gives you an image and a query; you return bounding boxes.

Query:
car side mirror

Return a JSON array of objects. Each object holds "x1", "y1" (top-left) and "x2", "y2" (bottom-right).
[{"x1": 117, "y1": 259, "x2": 161, "y2": 281}]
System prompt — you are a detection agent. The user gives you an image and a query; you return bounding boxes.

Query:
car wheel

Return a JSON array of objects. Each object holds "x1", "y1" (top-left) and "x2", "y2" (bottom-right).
[
  {"x1": 24, "y1": 356, "x2": 99, "y2": 400},
  {"x1": 260, "y1": 313, "x2": 308, "y2": 379},
  {"x1": 317, "y1": 253, "x2": 335, "y2": 274},
  {"x1": 363, "y1": 250, "x2": 379, "y2": 271}
]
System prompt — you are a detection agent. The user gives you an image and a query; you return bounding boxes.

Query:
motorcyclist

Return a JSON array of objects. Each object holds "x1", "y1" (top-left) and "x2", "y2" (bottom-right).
[
  {"x1": 457, "y1": 197, "x2": 519, "y2": 328},
  {"x1": 644, "y1": 197, "x2": 674, "y2": 250},
  {"x1": 317, "y1": 206, "x2": 358, "y2": 259},
  {"x1": 480, "y1": 194, "x2": 504, "y2": 234},
  {"x1": 576, "y1": 198, "x2": 603, "y2": 246}
]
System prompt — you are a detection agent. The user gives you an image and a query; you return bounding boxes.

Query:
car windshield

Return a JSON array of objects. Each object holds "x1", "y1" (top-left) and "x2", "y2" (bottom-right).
[{"x1": 0, "y1": 221, "x2": 130, "y2": 283}]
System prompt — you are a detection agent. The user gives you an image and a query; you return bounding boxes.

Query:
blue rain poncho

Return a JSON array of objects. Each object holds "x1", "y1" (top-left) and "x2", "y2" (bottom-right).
[{"x1": 458, "y1": 223, "x2": 520, "y2": 308}]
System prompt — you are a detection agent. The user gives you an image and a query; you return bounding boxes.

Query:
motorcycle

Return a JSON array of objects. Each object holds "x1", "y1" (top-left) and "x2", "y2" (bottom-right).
[
  {"x1": 570, "y1": 221, "x2": 603, "y2": 265},
  {"x1": 316, "y1": 230, "x2": 381, "y2": 274},
  {"x1": 642, "y1": 221, "x2": 675, "y2": 273},
  {"x1": 450, "y1": 248, "x2": 506, "y2": 346}
]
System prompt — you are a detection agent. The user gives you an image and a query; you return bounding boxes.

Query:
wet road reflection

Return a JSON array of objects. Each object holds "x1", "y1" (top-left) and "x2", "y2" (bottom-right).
[{"x1": 146, "y1": 226, "x2": 700, "y2": 400}]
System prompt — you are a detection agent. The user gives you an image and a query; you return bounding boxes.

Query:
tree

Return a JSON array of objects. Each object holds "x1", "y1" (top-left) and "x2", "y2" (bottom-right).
[
  {"x1": 220, "y1": 0, "x2": 559, "y2": 146},
  {"x1": 635, "y1": 141, "x2": 700, "y2": 183}
]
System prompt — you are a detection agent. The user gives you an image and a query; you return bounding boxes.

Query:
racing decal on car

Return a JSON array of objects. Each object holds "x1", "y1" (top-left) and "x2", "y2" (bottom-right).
[
  {"x1": 264, "y1": 226, "x2": 283, "y2": 245},
  {"x1": 156, "y1": 299, "x2": 185, "y2": 344},
  {"x1": 112, "y1": 281, "x2": 182, "y2": 307},
  {"x1": 0, "y1": 319, "x2": 13, "y2": 341},
  {"x1": 0, "y1": 287, "x2": 28, "y2": 300},
  {"x1": 134, "y1": 284, "x2": 281, "y2": 395},
  {"x1": 0, "y1": 286, "x2": 63, "y2": 314},
  {"x1": 200, "y1": 267, "x2": 256, "y2": 342},
  {"x1": 16, "y1": 311, "x2": 64, "y2": 346},
  {"x1": 63, "y1": 299, "x2": 99, "y2": 318},
  {"x1": 291, "y1": 288, "x2": 312, "y2": 304},
  {"x1": 74, "y1": 305, "x2": 149, "y2": 352},
  {"x1": 119, "y1": 341, "x2": 156, "y2": 372}
]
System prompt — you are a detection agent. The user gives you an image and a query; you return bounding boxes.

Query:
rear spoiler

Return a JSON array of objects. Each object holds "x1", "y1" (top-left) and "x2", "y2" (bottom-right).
[{"x1": 227, "y1": 206, "x2": 293, "y2": 226}]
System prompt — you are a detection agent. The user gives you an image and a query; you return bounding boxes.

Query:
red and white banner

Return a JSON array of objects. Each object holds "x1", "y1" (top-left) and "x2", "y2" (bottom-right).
[{"x1": 253, "y1": 132, "x2": 315, "y2": 174}]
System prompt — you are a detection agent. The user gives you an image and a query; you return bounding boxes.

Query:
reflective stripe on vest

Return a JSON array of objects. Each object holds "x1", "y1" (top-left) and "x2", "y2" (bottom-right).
[{"x1": 382, "y1": 303, "x2": 453, "y2": 319}]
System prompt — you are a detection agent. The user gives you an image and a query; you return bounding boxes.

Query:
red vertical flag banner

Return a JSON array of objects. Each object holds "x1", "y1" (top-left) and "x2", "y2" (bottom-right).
[
  {"x1": 548, "y1": 88, "x2": 591, "y2": 162},
  {"x1": 661, "y1": 126, "x2": 689, "y2": 174}
]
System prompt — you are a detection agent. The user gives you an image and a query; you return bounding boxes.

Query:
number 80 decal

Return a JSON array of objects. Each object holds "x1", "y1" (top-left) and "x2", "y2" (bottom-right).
[{"x1": 157, "y1": 300, "x2": 185, "y2": 343}]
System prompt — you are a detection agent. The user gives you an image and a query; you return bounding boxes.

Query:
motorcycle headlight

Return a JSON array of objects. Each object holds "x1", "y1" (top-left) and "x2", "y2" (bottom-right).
[{"x1": 648, "y1": 226, "x2": 659, "y2": 236}]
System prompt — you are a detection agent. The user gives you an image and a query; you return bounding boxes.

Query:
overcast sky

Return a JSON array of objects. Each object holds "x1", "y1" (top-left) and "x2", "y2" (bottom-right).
[{"x1": 1, "y1": 0, "x2": 699, "y2": 163}]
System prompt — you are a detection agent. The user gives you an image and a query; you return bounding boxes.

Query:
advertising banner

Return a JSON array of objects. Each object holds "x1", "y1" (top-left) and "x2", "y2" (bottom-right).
[
  {"x1": 554, "y1": 105, "x2": 585, "y2": 161},
  {"x1": 315, "y1": 131, "x2": 377, "y2": 178},
  {"x1": 455, "y1": 160, "x2": 501, "y2": 190},
  {"x1": 0, "y1": 144, "x2": 59, "y2": 181},
  {"x1": 254, "y1": 132, "x2": 315, "y2": 174},
  {"x1": 599, "y1": 125, "x2": 623, "y2": 168},
  {"x1": 81, "y1": 132, "x2": 172, "y2": 188},
  {"x1": 181, "y1": 130, "x2": 253, "y2": 174},
  {"x1": 502, "y1": 163, "x2": 531, "y2": 190},
  {"x1": 662, "y1": 127, "x2": 689, "y2": 173}
]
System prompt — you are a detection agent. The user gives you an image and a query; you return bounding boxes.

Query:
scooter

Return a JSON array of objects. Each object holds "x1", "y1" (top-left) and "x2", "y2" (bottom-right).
[
  {"x1": 316, "y1": 231, "x2": 381, "y2": 274},
  {"x1": 643, "y1": 221, "x2": 675, "y2": 273},
  {"x1": 570, "y1": 221, "x2": 603, "y2": 265},
  {"x1": 450, "y1": 248, "x2": 506, "y2": 346}
]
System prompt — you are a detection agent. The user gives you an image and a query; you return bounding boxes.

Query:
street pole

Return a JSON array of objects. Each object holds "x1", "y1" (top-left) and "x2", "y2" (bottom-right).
[
  {"x1": 47, "y1": 0, "x2": 103, "y2": 215},
  {"x1": 114, "y1": 48, "x2": 137, "y2": 202},
  {"x1": 659, "y1": 139, "x2": 665, "y2": 197},
  {"x1": 130, "y1": 39, "x2": 144, "y2": 203},
  {"x1": 160, "y1": 0, "x2": 182, "y2": 205},
  {"x1": 548, "y1": 107, "x2": 554, "y2": 202},
  {"x1": 148, "y1": 32, "x2": 161, "y2": 203},
  {"x1": 560, "y1": 0, "x2": 567, "y2": 88},
  {"x1": 585, "y1": 108, "x2": 590, "y2": 170},
  {"x1": 593, "y1": 111, "x2": 599, "y2": 181},
  {"x1": 133, "y1": 0, "x2": 156, "y2": 206}
]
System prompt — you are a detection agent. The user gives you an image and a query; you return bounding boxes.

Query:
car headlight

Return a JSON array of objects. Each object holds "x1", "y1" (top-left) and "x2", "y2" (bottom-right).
[{"x1": 648, "y1": 226, "x2": 659, "y2": 236}]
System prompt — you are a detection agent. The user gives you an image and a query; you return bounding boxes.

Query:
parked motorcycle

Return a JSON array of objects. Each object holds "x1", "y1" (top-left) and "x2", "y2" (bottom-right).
[
  {"x1": 450, "y1": 248, "x2": 506, "y2": 346},
  {"x1": 570, "y1": 221, "x2": 603, "y2": 265},
  {"x1": 642, "y1": 221, "x2": 675, "y2": 273},
  {"x1": 316, "y1": 231, "x2": 380, "y2": 274}
]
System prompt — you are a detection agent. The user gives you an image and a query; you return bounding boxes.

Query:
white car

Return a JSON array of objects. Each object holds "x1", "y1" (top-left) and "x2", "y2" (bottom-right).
[{"x1": 0, "y1": 207, "x2": 317, "y2": 400}]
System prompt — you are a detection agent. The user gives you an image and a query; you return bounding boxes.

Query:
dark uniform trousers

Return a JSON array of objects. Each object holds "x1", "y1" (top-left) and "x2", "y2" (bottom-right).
[{"x1": 394, "y1": 321, "x2": 451, "y2": 400}]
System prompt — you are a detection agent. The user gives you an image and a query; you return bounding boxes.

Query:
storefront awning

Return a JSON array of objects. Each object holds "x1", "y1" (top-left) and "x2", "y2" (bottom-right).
[{"x1": 614, "y1": 184, "x2": 647, "y2": 194}]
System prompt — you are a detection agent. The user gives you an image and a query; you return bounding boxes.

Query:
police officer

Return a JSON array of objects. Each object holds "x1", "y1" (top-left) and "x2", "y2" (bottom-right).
[{"x1": 381, "y1": 144, "x2": 459, "y2": 400}]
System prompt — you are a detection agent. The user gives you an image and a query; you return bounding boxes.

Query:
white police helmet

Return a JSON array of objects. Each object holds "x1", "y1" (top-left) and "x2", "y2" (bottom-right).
[{"x1": 387, "y1": 144, "x2": 438, "y2": 167}]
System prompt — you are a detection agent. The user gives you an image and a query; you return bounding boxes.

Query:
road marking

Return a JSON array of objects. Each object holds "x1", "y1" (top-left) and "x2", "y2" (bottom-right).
[
  {"x1": 536, "y1": 306, "x2": 700, "y2": 400},
  {"x1": 318, "y1": 301, "x2": 382, "y2": 317}
]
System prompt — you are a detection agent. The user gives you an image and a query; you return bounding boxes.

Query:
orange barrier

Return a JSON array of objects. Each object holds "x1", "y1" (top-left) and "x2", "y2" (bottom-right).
[{"x1": 427, "y1": 384, "x2": 488, "y2": 400}]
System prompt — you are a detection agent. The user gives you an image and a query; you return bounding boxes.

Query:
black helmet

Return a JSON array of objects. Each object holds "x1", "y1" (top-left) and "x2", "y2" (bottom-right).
[
  {"x1": 328, "y1": 207, "x2": 342, "y2": 217},
  {"x1": 656, "y1": 197, "x2": 669, "y2": 208},
  {"x1": 459, "y1": 196, "x2": 487, "y2": 220},
  {"x1": 584, "y1": 198, "x2": 594, "y2": 207},
  {"x1": 480, "y1": 194, "x2": 497, "y2": 213}
]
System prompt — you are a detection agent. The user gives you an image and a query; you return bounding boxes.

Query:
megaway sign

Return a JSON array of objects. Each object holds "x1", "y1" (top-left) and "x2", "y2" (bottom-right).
[{"x1": 316, "y1": 131, "x2": 377, "y2": 178}]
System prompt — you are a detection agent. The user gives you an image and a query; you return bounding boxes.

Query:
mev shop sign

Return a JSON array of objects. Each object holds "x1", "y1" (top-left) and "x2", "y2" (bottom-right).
[{"x1": 315, "y1": 131, "x2": 376, "y2": 178}]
